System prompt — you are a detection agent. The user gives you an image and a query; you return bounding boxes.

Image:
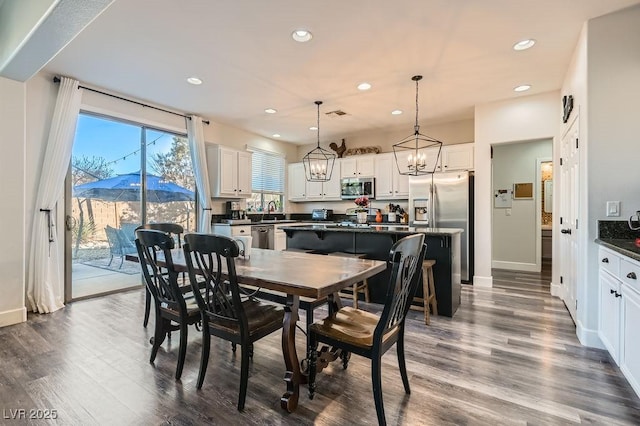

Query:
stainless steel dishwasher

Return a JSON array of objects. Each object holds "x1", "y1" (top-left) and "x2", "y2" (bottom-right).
[{"x1": 251, "y1": 224, "x2": 274, "y2": 249}]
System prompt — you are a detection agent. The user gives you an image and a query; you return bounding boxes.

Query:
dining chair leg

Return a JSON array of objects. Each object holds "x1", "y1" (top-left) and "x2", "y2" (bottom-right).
[
  {"x1": 397, "y1": 328, "x2": 410, "y2": 394},
  {"x1": 150, "y1": 317, "x2": 167, "y2": 363},
  {"x1": 238, "y1": 343, "x2": 250, "y2": 411},
  {"x1": 197, "y1": 329, "x2": 211, "y2": 389},
  {"x1": 175, "y1": 321, "x2": 188, "y2": 380},
  {"x1": 308, "y1": 335, "x2": 319, "y2": 400},
  {"x1": 371, "y1": 354, "x2": 386, "y2": 426},
  {"x1": 143, "y1": 287, "x2": 151, "y2": 327}
]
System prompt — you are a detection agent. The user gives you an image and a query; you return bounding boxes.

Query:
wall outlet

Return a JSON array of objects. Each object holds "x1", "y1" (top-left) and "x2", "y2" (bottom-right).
[{"x1": 606, "y1": 201, "x2": 620, "y2": 217}]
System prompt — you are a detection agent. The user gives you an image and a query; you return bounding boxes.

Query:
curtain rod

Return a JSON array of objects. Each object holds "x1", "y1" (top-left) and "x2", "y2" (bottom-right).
[{"x1": 53, "y1": 76, "x2": 209, "y2": 125}]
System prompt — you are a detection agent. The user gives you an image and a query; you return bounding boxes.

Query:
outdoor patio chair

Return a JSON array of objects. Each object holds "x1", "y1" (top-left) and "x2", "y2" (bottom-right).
[{"x1": 105, "y1": 225, "x2": 137, "y2": 268}]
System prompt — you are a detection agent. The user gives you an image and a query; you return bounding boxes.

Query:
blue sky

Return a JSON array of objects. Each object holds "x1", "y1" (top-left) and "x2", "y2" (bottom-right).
[{"x1": 73, "y1": 114, "x2": 180, "y2": 176}]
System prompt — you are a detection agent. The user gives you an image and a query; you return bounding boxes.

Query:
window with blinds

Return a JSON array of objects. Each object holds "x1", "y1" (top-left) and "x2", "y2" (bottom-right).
[{"x1": 248, "y1": 149, "x2": 285, "y2": 212}]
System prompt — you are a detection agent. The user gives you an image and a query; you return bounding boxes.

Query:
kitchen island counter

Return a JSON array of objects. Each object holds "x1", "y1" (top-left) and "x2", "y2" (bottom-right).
[{"x1": 281, "y1": 224, "x2": 462, "y2": 317}]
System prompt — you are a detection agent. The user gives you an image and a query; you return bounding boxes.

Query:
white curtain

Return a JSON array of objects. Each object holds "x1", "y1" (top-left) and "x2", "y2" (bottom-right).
[
  {"x1": 187, "y1": 115, "x2": 212, "y2": 233},
  {"x1": 26, "y1": 77, "x2": 83, "y2": 313}
]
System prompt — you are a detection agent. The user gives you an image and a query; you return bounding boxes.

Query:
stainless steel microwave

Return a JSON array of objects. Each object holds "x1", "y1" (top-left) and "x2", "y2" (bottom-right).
[{"x1": 340, "y1": 177, "x2": 375, "y2": 200}]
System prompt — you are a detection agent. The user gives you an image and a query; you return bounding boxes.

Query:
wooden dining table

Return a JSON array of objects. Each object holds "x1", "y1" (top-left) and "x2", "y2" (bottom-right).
[{"x1": 128, "y1": 247, "x2": 386, "y2": 412}]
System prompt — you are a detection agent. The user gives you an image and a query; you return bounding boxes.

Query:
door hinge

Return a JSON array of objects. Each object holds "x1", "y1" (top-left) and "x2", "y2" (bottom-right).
[
  {"x1": 560, "y1": 158, "x2": 563, "y2": 166},
  {"x1": 576, "y1": 138, "x2": 579, "y2": 149},
  {"x1": 560, "y1": 276, "x2": 563, "y2": 284},
  {"x1": 575, "y1": 300, "x2": 578, "y2": 311},
  {"x1": 560, "y1": 217, "x2": 563, "y2": 225},
  {"x1": 576, "y1": 219, "x2": 578, "y2": 229}
]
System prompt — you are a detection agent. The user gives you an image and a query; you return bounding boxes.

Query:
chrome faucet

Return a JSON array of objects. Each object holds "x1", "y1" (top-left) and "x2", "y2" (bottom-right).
[{"x1": 262, "y1": 200, "x2": 278, "y2": 221}]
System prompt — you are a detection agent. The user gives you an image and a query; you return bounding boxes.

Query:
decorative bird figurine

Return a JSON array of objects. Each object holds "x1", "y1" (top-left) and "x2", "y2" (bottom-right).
[{"x1": 329, "y1": 139, "x2": 346, "y2": 158}]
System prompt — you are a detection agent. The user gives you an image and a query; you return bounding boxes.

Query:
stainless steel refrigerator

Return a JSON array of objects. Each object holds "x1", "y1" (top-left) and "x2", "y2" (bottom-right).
[{"x1": 409, "y1": 171, "x2": 474, "y2": 283}]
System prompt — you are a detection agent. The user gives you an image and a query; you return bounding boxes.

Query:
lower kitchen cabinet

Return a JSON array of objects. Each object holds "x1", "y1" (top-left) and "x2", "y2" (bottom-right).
[{"x1": 598, "y1": 246, "x2": 640, "y2": 397}]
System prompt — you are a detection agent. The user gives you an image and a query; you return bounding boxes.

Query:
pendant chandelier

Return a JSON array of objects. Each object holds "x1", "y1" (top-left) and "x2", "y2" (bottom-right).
[
  {"x1": 303, "y1": 101, "x2": 336, "y2": 182},
  {"x1": 392, "y1": 75, "x2": 443, "y2": 176}
]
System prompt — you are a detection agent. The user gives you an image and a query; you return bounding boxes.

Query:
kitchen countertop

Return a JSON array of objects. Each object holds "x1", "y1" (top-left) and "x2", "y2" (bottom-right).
[
  {"x1": 595, "y1": 238, "x2": 640, "y2": 262},
  {"x1": 280, "y1": 223, "x2": 463, "y2": 236}
]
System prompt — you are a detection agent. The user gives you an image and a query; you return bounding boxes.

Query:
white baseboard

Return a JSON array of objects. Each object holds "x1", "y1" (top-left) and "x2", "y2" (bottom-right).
[
  {"x1": 576, "y1": 318, "x2": 604, "y2": 349},
  {"x1": 0, "y1": 307, "x2": 27, "y2": 327},
  {"x1": 550, "y1": 282, "x2": 563, "y2": 298},
  {"x1": 492, "y1": 260, "x2": 540, "y2": 272},
  {"x1": 473, "y1": 275, "x2": 493, "y2": 288}
]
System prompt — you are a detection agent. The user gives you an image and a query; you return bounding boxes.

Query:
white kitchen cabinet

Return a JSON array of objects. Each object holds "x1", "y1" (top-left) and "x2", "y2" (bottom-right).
[
  {"x1": 597, "y1": 246, "x2": 640, "y2": 397},
  {"x1": 341, "y1": 156, "x2": 375, "y2": 178},
  {"x1": 375, "y1": 153, "x2": 409, "y2": 200},
  {"x1": 211, "y1": 224, "x2": 251, "y2": 238},
  {"x1": 622, "y1": 283, "x2": 640, "y2": 396},
  {"x1": 207, "y1": 144, "x2": 252, "y2": 198},
  {"x1": 288, "y1": 163, "x2": 307, "y2": 201},
  {"x1": 288, "y1": 161, "x2": 341, "y2": 201},
  {"x1": 599, "y1": 266, "x2": 621, "y2": 363},
  {"x1": 273, "y1": 224, "x2": 288, "y2": 251},
  {"x1": 439, "y1": 143, "x2": 474, "y2": 171}
]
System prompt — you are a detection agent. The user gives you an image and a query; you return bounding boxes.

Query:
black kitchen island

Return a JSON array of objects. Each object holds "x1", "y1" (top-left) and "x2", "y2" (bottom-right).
[{"x1": 280, "y1": 224, "x2": 463, "y2": 317}]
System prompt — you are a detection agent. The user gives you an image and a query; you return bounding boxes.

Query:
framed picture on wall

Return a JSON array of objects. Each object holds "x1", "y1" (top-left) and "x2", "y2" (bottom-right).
[{"x1": 513, "y1": 182, "x2": 533, "y2": 199}]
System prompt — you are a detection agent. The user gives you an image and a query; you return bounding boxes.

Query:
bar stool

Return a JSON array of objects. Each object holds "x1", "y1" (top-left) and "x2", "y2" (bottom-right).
[
  {"x1": 421, "y1": 259, "x2": 438, "y2": 324},
  {"x1": 329, "y1": 252, "x2": 370, "y2": 309}
]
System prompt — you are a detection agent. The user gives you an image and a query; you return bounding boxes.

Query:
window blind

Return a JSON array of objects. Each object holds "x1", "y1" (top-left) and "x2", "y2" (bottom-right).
[{"x1": 251, "y1": 150, "x2": 285, "y2": 193}]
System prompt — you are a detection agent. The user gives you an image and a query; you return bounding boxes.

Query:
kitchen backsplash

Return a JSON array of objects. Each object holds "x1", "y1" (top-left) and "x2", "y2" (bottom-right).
[{"x1": 598, "y1": 220, "x2": 640, "y2": 239}]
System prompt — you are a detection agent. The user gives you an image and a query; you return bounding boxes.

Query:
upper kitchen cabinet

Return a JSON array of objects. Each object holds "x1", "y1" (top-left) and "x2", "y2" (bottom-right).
[
  {"x1": 375, "y1": 152, "x2": 409, "y2": 199},
  {"x1": 207, "y1": 144, "x2": 252, "y2": 198},
  {"x1": 340, "y1": 155, "x2": 375, "y2": 178},
  {"x1": 288, "y1": 161, "x2": 341, "y2": 201},
  {"x1": 439, "y1": 143, "x2": 474, "y2": 172}
]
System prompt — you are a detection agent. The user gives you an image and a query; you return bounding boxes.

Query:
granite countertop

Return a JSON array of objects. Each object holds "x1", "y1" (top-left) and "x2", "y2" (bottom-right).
[
  {"x1": 595, "y1": 238, "x2": 640, "y2": 262},
  {"x1": 280, "y1": 223, "x2": 463, "y2": 236}
]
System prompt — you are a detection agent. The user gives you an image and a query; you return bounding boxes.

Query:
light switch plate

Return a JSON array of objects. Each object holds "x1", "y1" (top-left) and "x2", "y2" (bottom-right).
[
  {"x1": 606, "y1": 201, "x2": 620, "y2": 217},
  {"x1": 506, "y1": 208, "x2": 512, "y2": 216}
]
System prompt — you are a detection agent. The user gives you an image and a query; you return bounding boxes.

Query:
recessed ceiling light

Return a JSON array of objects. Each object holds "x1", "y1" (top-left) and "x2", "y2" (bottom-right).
[
  {"x1": 292, "y1": 29, "x2": 312, "y2": 42},
  {"x1": 309, "y1": 126, "x2": 318, "y2": 131},
  {"x1": 272, "y1": 134, "x2": 281, "y2": 138},
  {"x1": 265, "y1": 108, "x2": 277, "y2": 114},
  {"x1": 187, "y1": 77, "x2": 202, "y2": 85},
  {"x1": 391, "y1": 109, "x2": 403, "y2": 115},
  {"x1": 357, "y1": 82, "x2": 372, "y2": 91},
  {"x1": 514, "y1": 84, "x2": 531, "y2": 92},
  {"x1": 513, "y1": 39, "x2": 536, "y2": 51}
]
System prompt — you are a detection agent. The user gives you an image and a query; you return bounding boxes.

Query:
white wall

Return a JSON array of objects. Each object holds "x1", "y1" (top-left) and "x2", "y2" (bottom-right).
[
  {"x1": 474, "y1": 91, "x2": 560, "y2": 287},
  {"x1": 580, "y1": 5, "x2": 640, "y2": 344},
  {"x1": 0, "y1": 76, "x2": 27, "y2": 326},
  {"x1": 294, "y1": 118, "x2": 474, "y2": 162},
  {"x1": 492, "y1": 139, "x2": 552, "y2": 270}
]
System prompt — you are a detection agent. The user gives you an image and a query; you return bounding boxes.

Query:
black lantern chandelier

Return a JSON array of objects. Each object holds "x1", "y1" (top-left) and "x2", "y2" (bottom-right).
[
  {"x1": 392, "y1": 75, "x2": 443, "y2": 176},
  {"x1": 303, "y1": 101, "x2": 336, "y2": 182}
]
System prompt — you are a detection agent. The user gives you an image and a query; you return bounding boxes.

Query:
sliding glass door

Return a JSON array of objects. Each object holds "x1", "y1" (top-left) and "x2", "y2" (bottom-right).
[{"x1": 66, "y1": 113, "x2": 195, "y2": 301}]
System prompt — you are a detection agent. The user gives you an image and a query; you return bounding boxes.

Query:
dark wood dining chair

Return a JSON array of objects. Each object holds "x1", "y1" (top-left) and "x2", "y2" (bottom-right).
[
  {"x1": 308, "y1": 233, "x2": 426, "y2": 426},
  {"x1": 135, "y1": 229, "x2": 200, "y2": 380},
  {"x1": 183, "y1": 233, "x2": 284, "y2": 411},
  {"x1": 136, "y1": 223, "x2": 184, "y2": 328}
]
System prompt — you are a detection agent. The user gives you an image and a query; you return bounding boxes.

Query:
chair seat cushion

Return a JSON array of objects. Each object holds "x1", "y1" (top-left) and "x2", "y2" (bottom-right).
[
  {"x1": 310, "y1": 306, "x2": 394, "y2": 349},
  {"x1": 207, "y1": 299, "x2": 284, "y2": 338}
]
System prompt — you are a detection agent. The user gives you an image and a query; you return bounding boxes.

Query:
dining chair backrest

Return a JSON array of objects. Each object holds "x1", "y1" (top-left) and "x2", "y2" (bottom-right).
[
  {"x1": 135, "y1": 229, "x2": 184, "y2": 312},
  {"x1": 182, "y1": 233, "x2": 248, "y2": 340},
  {"x1": 136, "y1": 223, "x2": 184, "y2": 247},
  {"x1": 374, "y1": 233, "x2": 426, "y2": 342}
]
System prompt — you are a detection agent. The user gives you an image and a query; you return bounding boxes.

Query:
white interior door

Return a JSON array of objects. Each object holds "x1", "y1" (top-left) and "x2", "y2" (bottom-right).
[{"x1": 559, "y1": 116, "x2": 579, "y2": 321}]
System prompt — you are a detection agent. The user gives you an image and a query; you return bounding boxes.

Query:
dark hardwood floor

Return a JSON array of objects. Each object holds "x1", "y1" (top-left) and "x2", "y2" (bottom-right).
[{"x1": 2, "y1": 262, "x2": 640, "y2": 425}]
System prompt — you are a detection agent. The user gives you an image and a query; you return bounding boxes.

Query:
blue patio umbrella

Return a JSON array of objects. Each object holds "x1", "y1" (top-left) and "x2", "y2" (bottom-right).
[{"x1": 73, "y1": 172, "x2": 194, "y2": 203}]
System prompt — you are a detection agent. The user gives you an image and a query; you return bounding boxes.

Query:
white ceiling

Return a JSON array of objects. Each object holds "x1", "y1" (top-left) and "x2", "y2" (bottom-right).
[{"x1": 17, "y1": 0, "x2": 640, "y2": 144}]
